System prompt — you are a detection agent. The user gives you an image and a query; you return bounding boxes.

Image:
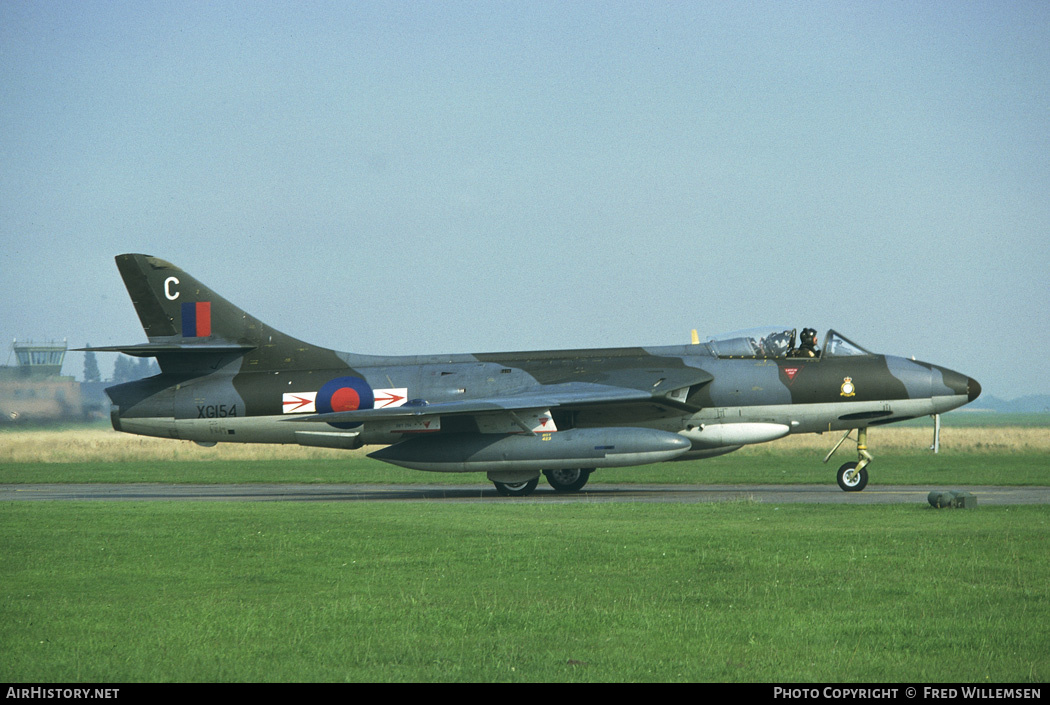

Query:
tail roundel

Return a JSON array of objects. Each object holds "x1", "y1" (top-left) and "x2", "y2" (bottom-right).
[{"x1": 180, "y1": 301, "x2": 212, "y2": 338}]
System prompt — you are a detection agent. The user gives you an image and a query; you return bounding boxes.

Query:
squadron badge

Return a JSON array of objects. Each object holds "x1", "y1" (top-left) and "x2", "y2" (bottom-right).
[{"x1": 840, "y1": 377, "x2": 856, "y2": 397}]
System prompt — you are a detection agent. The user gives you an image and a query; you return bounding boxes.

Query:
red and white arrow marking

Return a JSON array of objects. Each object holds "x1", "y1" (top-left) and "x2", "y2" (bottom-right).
[
  {"x1": 282, "y1": 392, "x2": 317, "y2": 413},
  {"x1": 374, "y1": 389, "x2": 408, "y2": 408}
]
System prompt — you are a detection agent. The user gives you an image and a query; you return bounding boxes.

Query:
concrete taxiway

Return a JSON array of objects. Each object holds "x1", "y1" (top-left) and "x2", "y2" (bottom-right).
[{"x1": 1, "y1": 483, "x2": 1047, "y2": 505}]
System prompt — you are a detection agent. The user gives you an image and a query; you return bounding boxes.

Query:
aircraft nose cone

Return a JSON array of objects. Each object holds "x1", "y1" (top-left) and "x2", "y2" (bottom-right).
[{"x1": 968, "y1": 377, "x2": 981, "y2": 402}]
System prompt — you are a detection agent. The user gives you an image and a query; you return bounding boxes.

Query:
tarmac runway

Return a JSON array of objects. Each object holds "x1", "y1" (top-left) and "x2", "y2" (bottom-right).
[{"x1": 2, "y1": 483, "x2": 1047, "y2": 505}]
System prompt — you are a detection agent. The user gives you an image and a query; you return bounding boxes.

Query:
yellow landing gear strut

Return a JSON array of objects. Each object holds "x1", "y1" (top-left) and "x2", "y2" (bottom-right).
[{"x1": 824, "y1": 427, "x2": 872, "y2": 492}]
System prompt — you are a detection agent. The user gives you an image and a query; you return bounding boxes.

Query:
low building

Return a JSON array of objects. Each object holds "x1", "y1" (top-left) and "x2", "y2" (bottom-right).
[{"x1": 0, "y1": 340, "x2": 86, "y2": 423}]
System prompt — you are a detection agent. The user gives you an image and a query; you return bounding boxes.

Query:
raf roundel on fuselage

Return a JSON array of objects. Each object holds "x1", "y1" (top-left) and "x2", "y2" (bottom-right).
[{"x1": 316, "y1": 376, "x2": 374, "y2": 429}]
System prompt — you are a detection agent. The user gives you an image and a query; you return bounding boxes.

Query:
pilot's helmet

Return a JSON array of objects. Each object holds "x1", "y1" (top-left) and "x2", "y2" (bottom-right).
[{"x1": 801, "y1": 328, "x2": 818, "y2": 345}]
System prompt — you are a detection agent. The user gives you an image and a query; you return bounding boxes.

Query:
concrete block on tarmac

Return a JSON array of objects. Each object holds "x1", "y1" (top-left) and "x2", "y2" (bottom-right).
[{"x1": 928, "y1": 490, "x2": 977, "y2": 509}]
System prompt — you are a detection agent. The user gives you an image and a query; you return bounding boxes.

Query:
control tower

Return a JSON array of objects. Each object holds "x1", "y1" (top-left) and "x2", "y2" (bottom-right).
[
  {"x1": 10, "y1": 340, "x2": 68, "y2": 377},
  {"x1": 1, "y1": 340, "x2": 81, "y2": 422}
]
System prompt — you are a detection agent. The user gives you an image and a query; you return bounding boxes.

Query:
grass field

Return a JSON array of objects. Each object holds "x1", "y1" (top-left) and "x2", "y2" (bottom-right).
[
  {"x1": 2, "y1": 501, "x2": 1047, "y2": 682},
  {"x1": 1, "y1": 422, "x2": 1048, "y2": 682},
  {"x1": 2, "y1": 423, "x2": 1048, "y2": 486}
]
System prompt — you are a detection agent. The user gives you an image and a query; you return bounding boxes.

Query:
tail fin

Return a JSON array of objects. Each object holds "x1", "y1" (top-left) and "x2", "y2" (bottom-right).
[
  {"x1": 82, "y1": 254, "x2": 343, "y2": 372},
  {"x1": 116, "y1": 253, "x2": 255, "y2": 342}
]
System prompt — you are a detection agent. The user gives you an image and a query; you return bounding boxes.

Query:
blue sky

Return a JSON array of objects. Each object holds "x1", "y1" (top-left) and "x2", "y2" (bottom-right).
[{"x1": 2, "y1": 1, "x2": 1048, "y2": 400}]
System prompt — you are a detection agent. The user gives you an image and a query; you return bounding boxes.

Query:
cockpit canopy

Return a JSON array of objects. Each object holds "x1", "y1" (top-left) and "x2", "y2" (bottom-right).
[{"x1": 704, "y1": 328, "x2": 873, "y2": 360}]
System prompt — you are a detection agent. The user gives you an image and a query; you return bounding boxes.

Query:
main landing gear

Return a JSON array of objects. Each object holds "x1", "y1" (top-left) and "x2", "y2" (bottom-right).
[
  {"x1": 491, "y1": 468, "x2": 595, "y2": 497},
  {"x1": 543, "y1": 468, "x2": 593, "y2": 492},
  {"x1": 492, "y1": 477, "x2": 540, "y2": 497},
  {"x1": 824, "y1": 427, "x2": 873, "y2": 492}
]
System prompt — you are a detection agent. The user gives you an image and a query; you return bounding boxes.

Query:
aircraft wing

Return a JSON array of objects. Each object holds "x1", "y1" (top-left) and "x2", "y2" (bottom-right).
[{"x1": 291, "y1": 367, "x2": 713, "y2": 426}]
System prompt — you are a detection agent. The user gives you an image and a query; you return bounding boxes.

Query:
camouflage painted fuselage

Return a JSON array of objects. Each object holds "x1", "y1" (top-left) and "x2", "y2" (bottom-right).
[{"x1": 95, "y1": 255, "x2": 979, "y2": 483}]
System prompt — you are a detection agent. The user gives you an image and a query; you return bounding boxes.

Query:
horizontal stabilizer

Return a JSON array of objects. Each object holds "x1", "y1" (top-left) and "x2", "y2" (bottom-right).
[{"x1": 74, "y1": 342, "x2": 257, "y2": 358}]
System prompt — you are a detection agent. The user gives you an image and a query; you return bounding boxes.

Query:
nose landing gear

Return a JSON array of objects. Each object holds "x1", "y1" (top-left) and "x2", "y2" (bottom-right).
[{"x1": 825, "y1": 427, "x2": 872, "y2": 492}]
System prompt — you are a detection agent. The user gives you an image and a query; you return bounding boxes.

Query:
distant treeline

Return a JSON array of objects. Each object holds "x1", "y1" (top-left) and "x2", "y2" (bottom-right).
[
  {"x1": 82, "y1": 349, "x2": 159, "y2": 384},
  {"x1": 969, "y1": 394, "x2": 1050, "y2": 414}
]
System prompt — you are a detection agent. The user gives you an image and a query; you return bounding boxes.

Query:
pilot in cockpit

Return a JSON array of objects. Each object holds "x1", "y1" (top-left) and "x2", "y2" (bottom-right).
[{"x1": 791, "y1": 328, "x2": 820, "y2": 358}]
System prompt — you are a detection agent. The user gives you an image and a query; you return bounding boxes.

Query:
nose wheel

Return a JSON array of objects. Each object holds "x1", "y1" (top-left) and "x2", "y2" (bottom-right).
[
  {"x1": 825, "y1": 427, "x2": 873, "y2": 492},
  {"x1": 836, "y1": 461, "x2": 869, "y2": 492}
]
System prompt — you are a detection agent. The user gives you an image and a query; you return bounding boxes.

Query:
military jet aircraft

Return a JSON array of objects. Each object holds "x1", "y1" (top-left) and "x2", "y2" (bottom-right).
[{"x1": 83, "y1": 254, "x2": 981, "y2": 496}]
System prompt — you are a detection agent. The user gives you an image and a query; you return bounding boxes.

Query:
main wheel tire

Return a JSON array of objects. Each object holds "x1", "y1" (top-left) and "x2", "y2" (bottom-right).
[
  {"x1": 493, "y1": 477, "x2": 540, "y2": 497},
  {"x1": 836, "y1": 461, "x2": 869, "y2": 492},
  {"x1": 543, "y1": 468, "x2": 593, "y2": 492}
]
